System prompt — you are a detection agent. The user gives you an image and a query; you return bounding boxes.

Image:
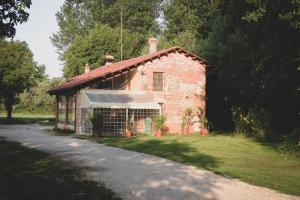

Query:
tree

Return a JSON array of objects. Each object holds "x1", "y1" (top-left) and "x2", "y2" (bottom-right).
[
  {"x1": 63, "y1": 24, "x2": 145, "y2": 78},
  {"x1": 16, "y1": 78, "x2": 64, "y2": 114},
  {"x1": 51, "y1": 0, "x2": 161, "y2": 56},
  {"x1": 0, "y1": 40, "x2": 43, "y2": 119},
  {"x1": 162, "y1": 0, "x2": 219, "y2": 40},
  {"x1": 200, "y1": 0, "x2": 300, "y2": 137},
  {"x1": 0, "y1": 0, "x2": 32, "y2": 38}
]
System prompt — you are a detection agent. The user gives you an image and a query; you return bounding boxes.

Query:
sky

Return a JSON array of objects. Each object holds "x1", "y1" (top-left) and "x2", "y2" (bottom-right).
[{"x1": 15, "y1": 0, "x2": 64, "y2": 78}]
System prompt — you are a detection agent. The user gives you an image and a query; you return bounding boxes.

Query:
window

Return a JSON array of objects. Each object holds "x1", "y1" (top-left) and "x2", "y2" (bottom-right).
[
  {"x1": 67, "y1": 96, "x2": 75, "y2": 125},
  {"x1": 58, "y1": 96, "x2": 66, "y2": 123},
  {"x1": 153, "y1": 72, "x2": 163, "y2": 91}
]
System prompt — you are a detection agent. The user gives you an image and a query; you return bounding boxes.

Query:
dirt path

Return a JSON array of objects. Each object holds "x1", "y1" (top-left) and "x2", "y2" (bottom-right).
[{"x1": 0, "y1": 124, "x2": 298, "y2": 200}]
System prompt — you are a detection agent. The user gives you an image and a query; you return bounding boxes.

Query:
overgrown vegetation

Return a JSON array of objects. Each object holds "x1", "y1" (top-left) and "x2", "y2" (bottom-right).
[
  {"x1": 50, "y1": 0, "x2": 300, "y2": 144},
  {"x1": 94, "y1": 135, "x2": 300, "y2": 196},
  {"x1": 201, "y1": 1, "x2": 299, "y2": 141},
  {"x1": 15, "y1": 77, "x2": 64, "y2": 114},
  {"x1": 279, "y1": 128, "x2": 300, "y2": 156},
  {"x1": 0, "y1": 137, "x2": 120, "y2": 200}
]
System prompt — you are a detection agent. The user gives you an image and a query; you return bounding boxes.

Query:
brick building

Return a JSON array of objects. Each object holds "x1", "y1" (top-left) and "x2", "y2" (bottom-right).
[{"x1": 48, "y1": 38, "x2": 212, "y2": 135}]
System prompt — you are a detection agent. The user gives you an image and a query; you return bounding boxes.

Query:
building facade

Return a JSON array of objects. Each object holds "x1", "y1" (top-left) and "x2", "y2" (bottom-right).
[{"x1": 48, "y1": 38, "x2": 211, "y2": 135}]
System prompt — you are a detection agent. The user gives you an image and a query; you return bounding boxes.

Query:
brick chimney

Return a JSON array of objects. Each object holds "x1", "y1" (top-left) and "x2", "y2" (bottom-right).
[
  {"x1": 84, "y1": 63, "x2": 90, "y2": 73},
  {"x1": 105, "y1": 55, "x2": 114, "y2": 66},
  {"x1": 148, "y1": 37, "x2": 157, "y2": 54}
]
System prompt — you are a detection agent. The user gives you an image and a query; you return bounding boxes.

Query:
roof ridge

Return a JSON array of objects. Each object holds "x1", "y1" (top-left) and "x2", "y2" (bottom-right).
[{"x1": 49, "y1": 46, "x2": 212, "y2": 94}]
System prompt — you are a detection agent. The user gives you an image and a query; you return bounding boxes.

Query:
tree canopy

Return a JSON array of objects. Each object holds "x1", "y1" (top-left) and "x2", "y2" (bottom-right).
[
  {"x1": 200, "y1": 0, "x2": 300, "y2": 138},
  {"x1": 0, "y1": 40, "x2": 44, "y2": 119},
  {"x1": 16, "y1": 77, "x2": 64, "y2": 114},
  {"x1": 0, "y1": 0, "x2": 32, "y2": 38},
  {"x1": 63, "y1": 24, "x2": 145, "y2": 78},
  {"x1": 51, "y1": 0, "x2": 161, "y2": 54}
]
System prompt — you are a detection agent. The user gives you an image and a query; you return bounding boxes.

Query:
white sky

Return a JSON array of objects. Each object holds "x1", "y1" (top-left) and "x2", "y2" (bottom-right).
[{"x1": 15, "y1": 0, "x2": 64, "y2": 78}]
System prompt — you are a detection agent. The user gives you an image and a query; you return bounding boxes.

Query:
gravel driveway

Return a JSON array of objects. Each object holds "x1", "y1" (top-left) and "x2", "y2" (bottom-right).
[{"x1": 0, "y1": 124, "x2": 298, "y2": 200}]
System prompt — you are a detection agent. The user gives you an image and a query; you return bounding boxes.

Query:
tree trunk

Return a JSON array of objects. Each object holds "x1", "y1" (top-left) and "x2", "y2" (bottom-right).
[
  {"x1": 6, "y1": 103, "x2": 13, "y2": 120},
  {"x1": 4, "y1": 95, "x2": 14, "y2": 121}
]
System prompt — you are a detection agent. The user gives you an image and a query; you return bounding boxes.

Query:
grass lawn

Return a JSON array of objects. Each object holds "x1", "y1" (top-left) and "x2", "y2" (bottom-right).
[
  {"x1": 0, "y1": 113, "x2": 54, "y2": 125},
  {"x1": 0, "y1": 137, "x2": 120, "y2": 200},
  {"x1": 94, "y1": 135, "x2": 300, "y2": 196}
]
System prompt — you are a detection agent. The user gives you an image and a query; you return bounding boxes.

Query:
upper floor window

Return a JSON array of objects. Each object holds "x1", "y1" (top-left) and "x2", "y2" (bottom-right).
[
  {"x1": 97, "y1": 79, "x2": 112, "y2": 89},
  {"x1": 153, "y1": 72, "x2": 163, "y2": 91}
]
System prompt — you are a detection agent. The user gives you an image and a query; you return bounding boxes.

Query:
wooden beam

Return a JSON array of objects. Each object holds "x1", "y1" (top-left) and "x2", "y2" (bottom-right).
[
  {"x1": 64, "y1": 96, "x2": 68, "y2": 130},
  {"x1": 55, "y1": 95, "x2": 59, "y2": 128}
]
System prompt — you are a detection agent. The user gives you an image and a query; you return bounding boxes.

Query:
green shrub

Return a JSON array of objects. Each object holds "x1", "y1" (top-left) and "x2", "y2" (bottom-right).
[
  {"x1": 89, "y1": 111, "x2": 103, "y2": 136},
  {"x1": 52, "y1": 128, "x2": 74, "y2": 135},
  {"x1": 279, "y1": 128, "x2": 300, "y2": 156},
  {"x1": 195, "y1": 107, "x2": 210, "y2": 131},
  {"x1": 232, "y1": 107, "x2": 273, "y2": 139},
  {"x1": 181, "y1": 108, "x2": 193, "y2": 134},
  {"x1": 154, "y1": 115, "x2": 167, "y2": 134}
]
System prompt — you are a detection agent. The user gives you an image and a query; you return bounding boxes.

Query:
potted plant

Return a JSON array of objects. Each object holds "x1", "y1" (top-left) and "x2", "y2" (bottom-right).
[
  {"x1": 182, "y1": 108, "x2": 193, "y2": 135},
  {"x1": 201, "y1": 118, "x2": 209, "y2": 136},
  {"x1": 154, "y1": 115, "x2": 166, "y2": 137},
  {"x1": 195, "y1": 107, "x2": 210, "y2": 136},
  {"x1": 125, "y1": 122, "x2": 134, "y2": 138},
  {"x1": 89, "y1": 111, "x2": 103, "y2": 137}
]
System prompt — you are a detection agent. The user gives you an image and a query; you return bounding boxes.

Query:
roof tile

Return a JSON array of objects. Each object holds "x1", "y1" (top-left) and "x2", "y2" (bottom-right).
[{"x1": 48, "y1": 47, "x2": 211, "y2": 94}]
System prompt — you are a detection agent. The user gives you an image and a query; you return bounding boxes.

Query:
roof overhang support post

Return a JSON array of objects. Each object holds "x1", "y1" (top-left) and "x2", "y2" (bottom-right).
[
  {"x1": 90, "y1": 107, "x2": 94, "y2": 135},
  {"x1": 125, "y1": 108, "x2": 128, "y2": 132},
  {"x1": 55, "y1": 95, "x2": 59, "y2": 128}
]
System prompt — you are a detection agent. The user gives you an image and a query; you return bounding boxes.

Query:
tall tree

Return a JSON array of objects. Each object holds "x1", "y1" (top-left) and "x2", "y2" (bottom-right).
[
  {"x1": 63, "y1": 24, "x2": 144, "y2": 78},
  {"x1": 0, "y1": 0, "x2": 32, "y2": 38},
  {"x1": 17, "y1": 77, "x2": 64, "y2": 114},
  {"x1": 51, "y1": 0, "x2": 161, "y2": 56},
  {"x1": 201, "y1": 0, "x2": 300, "y2": 137},
  {"x1": 162, "y1": 0, "x2": 219, "y2": 40},
  {"x1": 0, "y1": 40, "x2": 44, "y2": 119}
]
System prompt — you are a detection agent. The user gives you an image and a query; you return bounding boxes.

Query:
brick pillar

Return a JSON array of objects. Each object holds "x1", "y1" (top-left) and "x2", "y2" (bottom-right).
[
  {"x1": 64, "y1": 96, "x2": 68, "y2": 130},
  {"x1": 75, "y1": 91, "x2": 81, "y2": 134},
  {"x1": 55, "y1": 95, "x2": 58, "y2": 128}
]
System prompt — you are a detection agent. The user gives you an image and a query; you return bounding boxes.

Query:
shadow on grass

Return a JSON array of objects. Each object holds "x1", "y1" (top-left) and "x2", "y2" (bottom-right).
[
  {"x1": 0, "y1": 137, "x2": 120, "y2": 200},
  {"x1": 98, "y1": 137, "x2": 220, "y2": 171},
  {"x1": 0, "y1": 116, "x2": 54, "y2": 126},
  {"x1": 211, "y1": 131, "x2": 284, "y2": 153}
]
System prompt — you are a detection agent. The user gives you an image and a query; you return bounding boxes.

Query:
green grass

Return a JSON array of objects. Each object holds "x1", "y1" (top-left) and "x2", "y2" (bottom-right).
[
  {"x1": 0, "y1": 137, "x2": 120, "y2": 200},
  {"x1": 0, "y1": 113, "x2": 54, "y2": 125},
  {"x1": 94, "y1": 135, "x2": 300, "y2": 196}
]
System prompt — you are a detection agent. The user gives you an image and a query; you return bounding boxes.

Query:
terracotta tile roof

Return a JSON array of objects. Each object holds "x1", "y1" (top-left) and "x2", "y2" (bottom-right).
[{"x1": 48, "y1": 47, "x2": 212, "y2": 95}]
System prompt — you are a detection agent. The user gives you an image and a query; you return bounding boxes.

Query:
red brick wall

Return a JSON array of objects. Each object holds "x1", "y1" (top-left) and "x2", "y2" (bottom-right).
[
  {"x1": 72, "y1": 51, "x2": 206, "y2": 134},
  {"x1": 132, "y1": 52, "x2": 206, "y2": 134}
]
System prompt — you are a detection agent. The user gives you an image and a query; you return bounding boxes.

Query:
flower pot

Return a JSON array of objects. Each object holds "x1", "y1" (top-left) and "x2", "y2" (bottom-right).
[
  {"x1": 126, "y1": 131, "x2": 132, "y2": 138},
  {"x1": 182, "y1": 129, "x2": 188, "y2": 135},
  {"x1": 201, "y1": 129, "x2": 209, "y2": 136},
  {"x1": 156, "y1": 131, "x2": 162, "y2": 137}
]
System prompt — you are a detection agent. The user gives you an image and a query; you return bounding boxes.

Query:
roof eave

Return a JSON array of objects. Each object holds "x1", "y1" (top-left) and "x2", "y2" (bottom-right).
[{"x1": 48, "y1": 46, "x2": 216, "y2": 95}]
